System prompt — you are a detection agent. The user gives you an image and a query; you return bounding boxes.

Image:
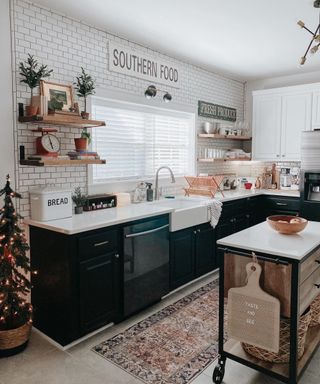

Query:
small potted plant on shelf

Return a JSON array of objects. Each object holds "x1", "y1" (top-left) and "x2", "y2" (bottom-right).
[
  {"x1": 74, "y1": 67, "x2": 95, "y2": 120},
  {"x1": 72, "y1": 187, "x2": 87, "y2": 214},
  {"x1": 74, "y1": 128, "x2": 91, "y2": 151},
  {"x1": 0, "y1": 175, "x2": 34, "y2": 357},
  {"x1": 19, "y1": 54, "x2": 53, "y2": 116}
]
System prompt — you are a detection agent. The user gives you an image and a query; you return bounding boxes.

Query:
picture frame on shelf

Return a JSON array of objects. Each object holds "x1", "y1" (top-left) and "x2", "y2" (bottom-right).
[{"x1": 40, "y1": 80, "x2": 75, "y2": 113}]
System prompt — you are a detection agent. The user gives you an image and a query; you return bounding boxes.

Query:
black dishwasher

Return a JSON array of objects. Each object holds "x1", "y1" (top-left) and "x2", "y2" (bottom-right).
[{"x1": 123, "y1": 215, "x2": 169, "y2": 317}]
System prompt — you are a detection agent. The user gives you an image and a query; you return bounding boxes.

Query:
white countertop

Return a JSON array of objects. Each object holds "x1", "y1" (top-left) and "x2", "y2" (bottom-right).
[
  {"x1": 24, "y1": 188, "x2": 300, "y2": 235},
  {"x1": 217, "y1": 221, "x2": 320, "y2": 261},
  {"x1": 217, "y1": 188, "x2": 299, "y2": 202},
  {"x1": 24, "y1": 204, "x2": 175, "y2": 235}
]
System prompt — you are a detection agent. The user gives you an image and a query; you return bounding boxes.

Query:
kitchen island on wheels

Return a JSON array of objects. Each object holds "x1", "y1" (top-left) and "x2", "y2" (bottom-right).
[{"x1": 213, "y1": 221, "x2": 320, "y2": 384}]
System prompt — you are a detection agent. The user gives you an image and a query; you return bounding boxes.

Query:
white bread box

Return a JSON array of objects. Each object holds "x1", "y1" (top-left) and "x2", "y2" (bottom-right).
[{"x1": 30, "y1": 187, "x2": 72, "y2": 221}]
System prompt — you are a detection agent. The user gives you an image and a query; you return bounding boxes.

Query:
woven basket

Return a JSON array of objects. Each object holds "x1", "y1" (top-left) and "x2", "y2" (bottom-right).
[
  {"x1": 310, "y1": 294, "x2": 320, "y2": 327},
  {"x1": 241, "y1": 309, "x2": 311, "y2": 363},
  {"x1": 0, "y1": 323, "x2": 31, "y2": 351}
]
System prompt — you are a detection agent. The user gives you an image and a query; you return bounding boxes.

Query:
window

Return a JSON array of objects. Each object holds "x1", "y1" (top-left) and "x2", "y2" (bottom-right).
[{"x1": 90, "y1": 97, "x2": 195, "y2": 183}]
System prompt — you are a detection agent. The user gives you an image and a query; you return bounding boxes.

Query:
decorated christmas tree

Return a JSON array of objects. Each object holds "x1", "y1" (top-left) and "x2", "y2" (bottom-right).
[{"x1": 0, "y1": 175, "x2": 33, "y2": 331}]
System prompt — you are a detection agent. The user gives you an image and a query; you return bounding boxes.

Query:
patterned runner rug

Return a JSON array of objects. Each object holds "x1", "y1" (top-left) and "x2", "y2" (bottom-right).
[{"x1": 92, "y1": 279, "x2": 219, "y2": 384}]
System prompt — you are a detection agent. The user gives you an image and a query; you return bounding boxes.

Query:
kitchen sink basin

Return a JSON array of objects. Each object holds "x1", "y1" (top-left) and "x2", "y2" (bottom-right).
[{"x1": 150, "y1": 197, "x2": 211, "y2": 231}]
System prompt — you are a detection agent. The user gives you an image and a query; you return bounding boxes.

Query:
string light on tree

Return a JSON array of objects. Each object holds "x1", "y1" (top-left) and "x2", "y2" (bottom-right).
[{"x1": 0, "y1": 175, "x2": 35, "y2": 333}]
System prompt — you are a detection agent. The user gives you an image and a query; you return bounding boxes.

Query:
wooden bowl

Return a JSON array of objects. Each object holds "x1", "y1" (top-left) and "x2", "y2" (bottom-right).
[{"x1": 267, "y1": 215, "x2": 308, "y2": 235}]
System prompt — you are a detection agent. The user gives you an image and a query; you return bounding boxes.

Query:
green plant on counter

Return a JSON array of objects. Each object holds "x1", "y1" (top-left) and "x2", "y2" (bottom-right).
[
  {"x1": 19, "y1": 54, "x2": 53, "y2": 98},
  {"x1": 72, "y1": 187, "x2": 87, "y2": 207}
]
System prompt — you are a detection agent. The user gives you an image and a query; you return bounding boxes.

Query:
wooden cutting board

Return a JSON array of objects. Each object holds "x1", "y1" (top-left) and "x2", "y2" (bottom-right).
[{"x1": 228, "y1": 262, "x2": 281, "y2": 353}]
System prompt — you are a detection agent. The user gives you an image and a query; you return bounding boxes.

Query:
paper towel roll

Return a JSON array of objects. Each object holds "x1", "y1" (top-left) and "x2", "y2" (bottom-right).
[{"x1": 115, "y1": 192, "x2": 131, "y2": 206}]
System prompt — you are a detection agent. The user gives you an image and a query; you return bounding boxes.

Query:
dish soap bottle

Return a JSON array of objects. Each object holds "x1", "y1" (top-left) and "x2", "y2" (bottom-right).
[{"x1": 146, "y1": 182, "x2": 154, "y2": 201}]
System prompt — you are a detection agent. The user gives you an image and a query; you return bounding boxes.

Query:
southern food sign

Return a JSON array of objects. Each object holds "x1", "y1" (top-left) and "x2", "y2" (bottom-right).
[
  {"x1": 198, "y1": 100, "x2": 237, "y2": 122},
  {"x1": 108, "y1": 41, "x2": 181, "y2": 88}
]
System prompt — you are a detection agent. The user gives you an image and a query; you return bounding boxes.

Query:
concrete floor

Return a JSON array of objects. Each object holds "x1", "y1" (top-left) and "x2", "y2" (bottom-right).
[{"x1": 0, "y1": 272, "x2": 319, "y2": 384}]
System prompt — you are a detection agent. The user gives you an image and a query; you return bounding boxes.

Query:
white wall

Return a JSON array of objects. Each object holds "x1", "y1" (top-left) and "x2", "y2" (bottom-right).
[
  {"x1": 0, "y1": 0, "x2": 15, "y2": 183},
  {"x1": 245, "y1": 70, "x2": 320, "y2": 130},
  {"x1": 12, "y1": 0, "x2": 245, "y2": 217}
]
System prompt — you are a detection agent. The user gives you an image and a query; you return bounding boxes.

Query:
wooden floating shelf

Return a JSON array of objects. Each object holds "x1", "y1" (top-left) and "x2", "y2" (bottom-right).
[
  {"x1": 198, "y1": 134, "x2": 252, "y2": 140},
  {"x1": 20, "y1": 159, "x2": 106, "y2": 167},
  {"x1": 18, "y1": 115, "x2": 106, "y2": 128},
  {"x1": 198, "y1": 158, "x2": 251, "y2": 162}
]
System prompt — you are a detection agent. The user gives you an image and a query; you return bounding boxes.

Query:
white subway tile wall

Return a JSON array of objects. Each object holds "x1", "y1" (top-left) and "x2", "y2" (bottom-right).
[
  {"x1": 10, "y1": 0, "x2": 299, "y2": 218},
  {"x1": 11, "y1": 0, "x2": 247, "y2": 217}
]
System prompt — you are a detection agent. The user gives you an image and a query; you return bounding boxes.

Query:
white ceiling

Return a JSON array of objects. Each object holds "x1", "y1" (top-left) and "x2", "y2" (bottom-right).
[{"x1": 35, "y1": 0, "x2": 320, "y2": 81}]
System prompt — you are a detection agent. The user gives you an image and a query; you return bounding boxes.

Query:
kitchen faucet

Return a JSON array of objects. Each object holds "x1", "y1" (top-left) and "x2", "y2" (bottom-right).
[{"x1": 154, "y1": 166, "x2": 176, "y2": 200}]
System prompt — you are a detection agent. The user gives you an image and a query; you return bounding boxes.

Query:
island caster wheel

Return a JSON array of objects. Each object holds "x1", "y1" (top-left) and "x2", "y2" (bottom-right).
[{"x1": 212, "y1": 356, "x2": 226, "y2": 384}]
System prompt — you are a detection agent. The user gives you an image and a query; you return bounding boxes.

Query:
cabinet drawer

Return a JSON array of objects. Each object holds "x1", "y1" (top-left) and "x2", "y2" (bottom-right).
[
  {"x1": 78, "y1": 230, "x2": 118, "y2": 260},
  {"x1": 299, "y1": 266, "x2": 320, "y2": 314},
  {"x1": 300, "y1": 247, "x2": 320, "y2": 283},
  {"x1": 220, "y1": 199, "x2": 246, "y2": 219},
  {"x1": 265, "y1": 197, "x2": 300, "y2": 213}
]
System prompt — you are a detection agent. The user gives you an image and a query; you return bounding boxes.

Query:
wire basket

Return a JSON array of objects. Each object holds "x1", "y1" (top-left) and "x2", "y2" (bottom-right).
[
  {"x1": 310, "y1": 294, "x2": 320, "y2": 327},
  {"x1": 241, "y1": 308, "x2": 311, "y2": 363}
]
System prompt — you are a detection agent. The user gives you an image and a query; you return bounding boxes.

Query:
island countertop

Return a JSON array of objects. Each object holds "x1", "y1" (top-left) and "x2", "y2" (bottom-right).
[{"x1": 217, "y1": 221, "x2": 320, "y2": 261}]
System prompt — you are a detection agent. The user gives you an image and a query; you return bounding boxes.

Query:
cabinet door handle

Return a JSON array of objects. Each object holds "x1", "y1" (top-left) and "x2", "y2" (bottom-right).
[
  {"x1": 193, "y1": 230, "x2": 197, "y2": 234},
  {"x1": 282, "y1": 154, "x2": 285, "y2": 157},
  {"x1": 197, "y1": 229, "x2": 201, "y2": 233},
  {"x1": 314, "y1": 283, "x2": 320, "y2": 289},
  {"x1": 94, "y1": 240, "x2": 109, "y2": 247},
  {"x1": 114, "y1": 253, "x2": 120, "y2": 259},
  {"x1": 276, "y1": 202, "x2": 288, "y2": 206},
  {"x1": 276, "y1": 154, "x2": 280, "y2": 157}
]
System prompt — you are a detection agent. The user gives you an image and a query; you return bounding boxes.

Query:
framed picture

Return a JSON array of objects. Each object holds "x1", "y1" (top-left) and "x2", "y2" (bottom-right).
[{"x1": 40, "y1": 80, "x2": 74, "y2": 112}]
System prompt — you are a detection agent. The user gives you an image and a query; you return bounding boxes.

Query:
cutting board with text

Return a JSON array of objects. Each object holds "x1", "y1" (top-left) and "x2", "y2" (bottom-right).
[{"x1": 228, "y1": 262, "x2": 281, "y2": 353}]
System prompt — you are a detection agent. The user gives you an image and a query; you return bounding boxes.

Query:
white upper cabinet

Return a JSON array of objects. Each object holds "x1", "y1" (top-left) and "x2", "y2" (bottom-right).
[
  {"x1": 252, "y1": 84, "x2": 314, "y2": 161},
  {"x1": 312, "y1": 89, "x2": 320, "y2": 129},
  {"x1": 280, "y1": 92, "x2": 312, "y2": 161},
  {"x1": 253, "y1": 94, "x2": 281, "y2": 161}
]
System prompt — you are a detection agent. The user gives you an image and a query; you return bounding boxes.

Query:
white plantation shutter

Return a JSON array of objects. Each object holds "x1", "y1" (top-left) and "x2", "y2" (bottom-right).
[{"x1": 90, "y1": 98, "x2": 195, "y2": 183}]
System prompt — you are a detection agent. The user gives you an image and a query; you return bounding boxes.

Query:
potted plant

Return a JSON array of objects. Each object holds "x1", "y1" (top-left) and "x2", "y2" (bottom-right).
[
  {"x1": 0, "y1": 175, "x2": 34, "y2": 357},
  {"x1": 74, "y1": 67, "x2": 95, "y2": 119},
  {"x1": 19, "y1": 54, "x2": 53, "y2": 116},
  {"x1": 74, "y1": 128, "x2": 91, "y2": 152},
  {"x1": 72, "y1": 187, "x2": 87, "y2": 214}
]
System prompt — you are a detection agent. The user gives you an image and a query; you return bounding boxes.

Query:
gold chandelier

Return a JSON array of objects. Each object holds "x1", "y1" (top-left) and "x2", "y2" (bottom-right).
[{"x1": 298, "y1": 0, "x2": 320, "y2": 65}]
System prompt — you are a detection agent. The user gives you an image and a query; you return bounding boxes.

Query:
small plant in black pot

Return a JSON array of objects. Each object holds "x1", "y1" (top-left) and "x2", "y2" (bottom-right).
[
  {"x1": 74, "y1": 67, "x2": 95, "y2": 120},
  {"x1": 72, "y1": 187, "x2": 87, "y2": 214},
  {"x1": 19, "y1": 54, "x2": 53, "y2": 116}
]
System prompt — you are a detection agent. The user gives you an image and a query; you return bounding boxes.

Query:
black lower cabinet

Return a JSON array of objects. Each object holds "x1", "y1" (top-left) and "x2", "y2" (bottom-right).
[
  {"x1": 170, "y1": 223, "x2": 216, "y2": 290},
  {"x1": 170, "y1": 227, "x2": 194, "y2": 289},
  {"x1": 195, "y1": 225, "x2": 216, "y2": 277},
  {"x1": 263, "y1": 196, "x2": 300, "y2": 217},
  {"x1": 79, "y1": 252, "x2": 120, "y2": 334},
  {"x1": 215, "y1": 195, "x2": 291, "y2": 242},
  {"x1": 30, "y1": 225, "x2": 122, "y2": 346}
]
